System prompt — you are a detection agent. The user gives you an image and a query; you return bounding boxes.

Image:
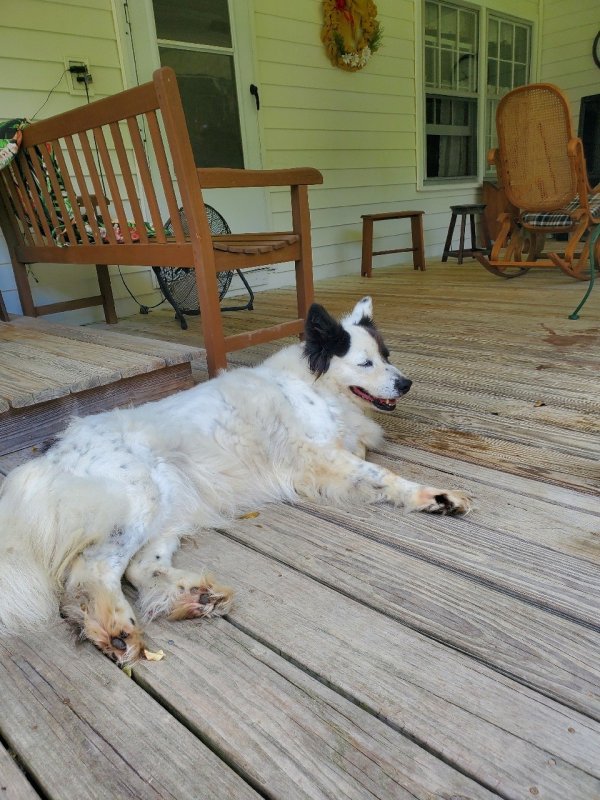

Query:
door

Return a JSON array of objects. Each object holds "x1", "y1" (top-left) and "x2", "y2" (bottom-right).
[{"x1": 114, "y1": 0, "x2": 269, "y2": 232}]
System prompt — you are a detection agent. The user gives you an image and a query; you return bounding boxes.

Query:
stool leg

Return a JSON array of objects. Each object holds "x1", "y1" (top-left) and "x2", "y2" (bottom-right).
[
  {"x1": 361, "y1": 217, "x2": 374, "y2": 277},
  {"x1": 442, "y1": 213, "x2": 457, "y2": 262},
  {"x1": 480, "y1": 213, "x2": 492, "y2": 253},
  {"x1": 457, "y1": 213, "x2": 467, "y2": 264},
  {"x1": 469, "y1": 213, "x2": 477, "y2": 255},
  {"x1": 410, "y1": 214, "x2": 426, "y2": 271}
]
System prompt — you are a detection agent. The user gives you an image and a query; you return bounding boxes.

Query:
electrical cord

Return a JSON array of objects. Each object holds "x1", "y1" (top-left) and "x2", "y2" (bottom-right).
[{"x1": 31, "y1": 69, "x2": 68, "y2": 120}]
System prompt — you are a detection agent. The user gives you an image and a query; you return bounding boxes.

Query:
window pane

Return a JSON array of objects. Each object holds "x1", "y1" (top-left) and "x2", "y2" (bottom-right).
[
  {"x1": 499, "y1": 60, "x2": 513, "y2": 91},
  {"x1": 514, "y1": 26, "x2": 528, "y2": 63},
  {"x1": 153, "y1": 0, "x2": 232, "y2": 48},
  {"x1": 499, "y1": 22, "x2": 514, "y2": 60},
  {"x1": 426, "y1": 96, "x2": 477, "y2": 178},
  {"x1": 158, "y1": 47, "x2": 244, "y2": 168},
  {"x1": 425, "y1": 1, "x2": 438, "y2": 37},
  {"x1": 513, "y1": 62, "x2": 527, "y2": 86},
  {"x1": 425, "y1": 45, "x2": 437, "y2": 86},
  {"x1": 488, "y1": 17, "x2": 498, "y2": 58},
  {"x1": 440, "y1": 6, "x2": 457, "y2": 44}
]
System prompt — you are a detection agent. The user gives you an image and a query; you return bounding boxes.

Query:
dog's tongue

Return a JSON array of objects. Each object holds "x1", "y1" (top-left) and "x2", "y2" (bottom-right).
[{"x1": 350, "y1": 386, "x2": 397, "y2": 410}]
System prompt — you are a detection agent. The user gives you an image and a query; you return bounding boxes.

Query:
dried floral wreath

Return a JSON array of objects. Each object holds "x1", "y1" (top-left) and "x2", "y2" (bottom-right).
[{"x1": 322, "y1": 0, "x2": 382, "y2": 72}]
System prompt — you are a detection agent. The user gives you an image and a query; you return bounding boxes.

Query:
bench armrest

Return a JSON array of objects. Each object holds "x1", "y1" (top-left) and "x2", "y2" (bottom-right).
[{"x1": 197, "y1": 167, "x2": 323, "y2": 189}]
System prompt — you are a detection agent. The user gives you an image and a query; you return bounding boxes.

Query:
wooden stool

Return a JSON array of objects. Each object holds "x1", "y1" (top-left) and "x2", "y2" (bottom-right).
[
  {"x1": 361, "y1": 211, "x2": 425, "y2": 277},
  {"x1": 442, "y1": 204, "x2": 491, "y2": 264}
]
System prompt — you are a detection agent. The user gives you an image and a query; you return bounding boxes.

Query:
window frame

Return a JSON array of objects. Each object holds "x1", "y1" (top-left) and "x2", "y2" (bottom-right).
[{"x1": 417, "y1": 0, "x2": 535, "y2": 190}]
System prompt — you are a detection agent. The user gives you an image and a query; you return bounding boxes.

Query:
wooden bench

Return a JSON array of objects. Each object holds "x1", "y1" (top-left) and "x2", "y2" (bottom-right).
[
  {"x1": 360, "y1": 211, "x2": 425, "y2": 277},
  {"x1": 0, "y1": 67, "x2": 322, "y2": 377},
  {"x1": 0, "y1": 316, "x2": 204, "y2": 457}
]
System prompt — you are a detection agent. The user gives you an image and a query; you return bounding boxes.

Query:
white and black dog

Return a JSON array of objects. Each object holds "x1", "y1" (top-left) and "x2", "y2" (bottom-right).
[{"x1": 0, "y1": 297, "x2": 471, "y2": 663}]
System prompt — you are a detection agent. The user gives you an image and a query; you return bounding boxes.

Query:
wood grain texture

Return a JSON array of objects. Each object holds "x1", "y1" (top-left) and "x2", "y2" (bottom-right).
[
  {"x1": 135, "y1": 620, "x2": 497, "y2": 800},
  {"x1": 221, "y1": 503, "x2": 600, "y2": 719},
  {"x1": 0, "y1": 744, "x2": 39, "y2": 800},
  {"x1": 0, "y1": 630, "x2": 257, "y2": 800},
  {"x1": 172, "y1": 532, "x2": 600, "y2": 800},
  {"x1": 0, "y1": 363, "x2": 194, "y2": 457}
]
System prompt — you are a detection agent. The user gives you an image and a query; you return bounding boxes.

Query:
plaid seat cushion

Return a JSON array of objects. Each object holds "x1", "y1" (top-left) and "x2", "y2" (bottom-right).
[{"x1": 522, "y1": 192, "x2": 600, "y2": 228}]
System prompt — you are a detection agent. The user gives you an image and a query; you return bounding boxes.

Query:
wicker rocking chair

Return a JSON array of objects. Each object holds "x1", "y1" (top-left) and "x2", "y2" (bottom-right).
[{"x1": 477, "y1": 83, "x2": 600, "y2": 280}]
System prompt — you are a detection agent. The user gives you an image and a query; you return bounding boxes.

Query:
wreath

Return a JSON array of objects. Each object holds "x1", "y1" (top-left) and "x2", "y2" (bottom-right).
[{"x1": 322, "y1": 0, "x2": 382, "y2": 72}]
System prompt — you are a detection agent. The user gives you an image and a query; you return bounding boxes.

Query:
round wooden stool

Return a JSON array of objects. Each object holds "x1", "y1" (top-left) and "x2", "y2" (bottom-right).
[{"x1": 441, "y1": 204, "x2": 491, "y2": 264}]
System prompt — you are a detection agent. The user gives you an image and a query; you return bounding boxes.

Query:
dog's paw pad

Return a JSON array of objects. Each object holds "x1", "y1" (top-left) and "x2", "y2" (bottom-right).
[
  {"x1": 168, "y1": 578, "x2": 234, "y2": 621},
  {"x1": 84, "y1": 618, "x2": 145, "y2": 665},
  {"x1": 414, "y1": 488, "x2": 472, "y2": 516}
]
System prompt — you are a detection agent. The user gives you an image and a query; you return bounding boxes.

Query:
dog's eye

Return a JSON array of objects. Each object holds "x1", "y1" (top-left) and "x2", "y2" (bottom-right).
[{"x1": 358, "y1": 359, "x2": 373, "y2": 368}]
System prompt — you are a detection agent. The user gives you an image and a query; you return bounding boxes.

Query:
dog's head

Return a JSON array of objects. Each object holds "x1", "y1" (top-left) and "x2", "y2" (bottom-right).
[{"x1": 303, "y1": 297, "x2": 411, "y2": 412}]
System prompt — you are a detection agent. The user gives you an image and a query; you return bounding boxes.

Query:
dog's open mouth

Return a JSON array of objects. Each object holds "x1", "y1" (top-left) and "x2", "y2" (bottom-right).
[{"x1": 349, "y1": 386, "x2": 397, "y2": 411}]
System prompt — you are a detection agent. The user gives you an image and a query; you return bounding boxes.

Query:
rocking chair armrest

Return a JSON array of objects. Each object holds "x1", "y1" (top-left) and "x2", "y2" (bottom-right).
[{"x1": 197, "y1": 167, "x2": 323, "y2": 189}]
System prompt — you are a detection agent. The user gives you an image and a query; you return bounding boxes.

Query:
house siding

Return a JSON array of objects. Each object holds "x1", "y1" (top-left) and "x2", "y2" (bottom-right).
[
  {"x1": 255, "y1": 0, "x2": 540, "y2": 284},
  {"x1": 1, "y1": 0, "x2": 544, "y2": 321},
  {"x1": 539, "y1": 0, "x2": 599, "y2": 131},
  {"x1": 0, "y1": 0, "x2": 157, "y2": 321}
]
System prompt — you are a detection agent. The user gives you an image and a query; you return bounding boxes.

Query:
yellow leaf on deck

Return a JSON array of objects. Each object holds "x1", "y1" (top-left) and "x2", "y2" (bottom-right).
[
  {"x1": 238, "y1": 511, "x2": 260, "y2": 519},
  {"x1": 144, "y1": 648, "x2": 165, "y2": 661}
]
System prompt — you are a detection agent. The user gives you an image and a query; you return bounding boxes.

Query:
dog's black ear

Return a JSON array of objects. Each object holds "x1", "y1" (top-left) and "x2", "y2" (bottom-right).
[{"x1": 304, "y1": 303, "x2": 350, "y2": 376}]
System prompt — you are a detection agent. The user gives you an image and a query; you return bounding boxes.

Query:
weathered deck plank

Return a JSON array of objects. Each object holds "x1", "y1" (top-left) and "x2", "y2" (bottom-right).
[
  {"x1": 1, "y1": 263, "x2": 598, "y2": 798},
  {"x1": 173, "y1": 532, "x2": 600, "y2": 799},
  {"x1": 310, "y1": 497, "x2": 600, "y2": 627},
  {"x1": 135, "y1": 620, "x2": 499, "y2": 800},
  {"x1": 221, "y1": 503, "x2": 600, "y2": 719},
  {"x1": 0, "y1": 630, "x2": 258, "y2": 800},
  {"x1": 0, "y1": 744, "x2": 39, "y2": 800}
]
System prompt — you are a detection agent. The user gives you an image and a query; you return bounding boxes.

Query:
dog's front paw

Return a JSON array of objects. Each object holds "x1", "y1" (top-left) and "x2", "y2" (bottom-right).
[
  {"x1": 411, "y1": 487, "x2": 473, "y2": 516},
  {"x1": 166, "y1": 574, "x2": 234, "y2": 621}
]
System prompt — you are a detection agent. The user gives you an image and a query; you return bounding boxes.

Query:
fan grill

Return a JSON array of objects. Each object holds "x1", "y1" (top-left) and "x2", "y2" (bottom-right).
[{"x1": 155, "y1": 205, "x2": 232, "y2": 314}]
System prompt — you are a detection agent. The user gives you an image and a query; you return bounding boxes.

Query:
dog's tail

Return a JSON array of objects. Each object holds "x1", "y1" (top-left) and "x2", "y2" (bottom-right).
[
  {"x1": 0, "y1": 544, "x2": 59, "y2": 634},
  {"x1": 0, "y1": 454, "x2": 124, "y2": 635},
  {"x1": 0, "y1": 459, "x2": 64, "y2": 634}
]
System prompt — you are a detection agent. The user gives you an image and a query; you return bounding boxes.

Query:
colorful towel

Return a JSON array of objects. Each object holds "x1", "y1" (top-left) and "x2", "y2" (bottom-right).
[{"x1": 0, "y1": 118, "x2": 156, "y2": 245}]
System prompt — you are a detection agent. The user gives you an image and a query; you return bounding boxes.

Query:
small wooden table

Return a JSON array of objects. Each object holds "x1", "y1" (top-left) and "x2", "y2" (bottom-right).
[{"x1": 361, "y1": 211, "x2": 426, "y2": 277}]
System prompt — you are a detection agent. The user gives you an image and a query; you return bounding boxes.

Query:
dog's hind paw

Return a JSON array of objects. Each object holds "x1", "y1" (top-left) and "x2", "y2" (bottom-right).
[
  {"x1": 412, "y1": 487, "x2": 473, "y2": 516},
  {"x1": 62, "y1": 589, "x2": 146, "y2": 665},
  {"x1": 167, "y1": 575, "x2": 234, "y2": 621}
]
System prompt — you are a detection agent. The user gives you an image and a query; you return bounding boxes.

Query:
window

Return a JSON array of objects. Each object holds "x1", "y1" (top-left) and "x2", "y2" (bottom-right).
[
  {"x1": 423, "y1": 1, "x2": 532, "y2": 182},
  {"x1": 485, "y1": 15, "x2": 531, "y2": 174},
  {"x1": 152, "y1": 0, "x2": 244, "y2": 168}
]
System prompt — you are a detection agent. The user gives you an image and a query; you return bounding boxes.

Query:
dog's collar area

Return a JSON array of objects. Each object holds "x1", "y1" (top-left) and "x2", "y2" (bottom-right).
[{"x1": 349, "y1": 385, "x2": 397, "y2": 411}]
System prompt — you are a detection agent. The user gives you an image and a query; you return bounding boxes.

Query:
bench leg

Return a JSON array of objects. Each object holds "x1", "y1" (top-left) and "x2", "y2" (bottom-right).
[
  {"x1": 361, "y1": 217, "x2": 374, "y2": 277},
  {"x1": 96, "y1": 264, "x2": 117, "y2": 324},
  {"x1": 442, "y1": 214, "x2": 457, "y2": 262},
  {"x1": 410, "y1": 214, "x2": 426, "y2": 271}
]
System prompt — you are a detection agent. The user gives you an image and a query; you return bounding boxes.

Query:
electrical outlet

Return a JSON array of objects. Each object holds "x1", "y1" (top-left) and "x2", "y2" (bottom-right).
[{"x1": 64, "y1": 58, "x2": 93, "y2": 95}]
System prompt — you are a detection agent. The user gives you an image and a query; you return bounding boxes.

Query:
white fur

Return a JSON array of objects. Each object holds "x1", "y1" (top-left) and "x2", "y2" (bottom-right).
[{"x1": 0, "y1": 298, "x2": 470, "y2": 643}]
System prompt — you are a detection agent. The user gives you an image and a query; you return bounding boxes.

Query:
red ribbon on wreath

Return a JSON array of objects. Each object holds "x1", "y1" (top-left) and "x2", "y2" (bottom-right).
[{"x1": 335, "y1": 0, "x2": 354, "y2": 28}]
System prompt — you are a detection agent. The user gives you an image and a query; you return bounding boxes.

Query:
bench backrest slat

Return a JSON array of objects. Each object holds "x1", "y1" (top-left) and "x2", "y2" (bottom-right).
[{"x1": 146, "y1": 110, "x2": 183, "y2": 242}]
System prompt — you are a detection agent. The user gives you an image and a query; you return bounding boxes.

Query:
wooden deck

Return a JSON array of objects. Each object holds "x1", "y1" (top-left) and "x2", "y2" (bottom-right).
[{"x1": 1, "y1": 261, "x2": 599, "y2": 799}]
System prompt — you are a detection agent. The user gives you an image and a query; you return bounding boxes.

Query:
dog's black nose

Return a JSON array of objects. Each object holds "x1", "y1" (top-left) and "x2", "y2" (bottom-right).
[{"x1": 395, "y1": 377, "x2": 412, "y2": 396}]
